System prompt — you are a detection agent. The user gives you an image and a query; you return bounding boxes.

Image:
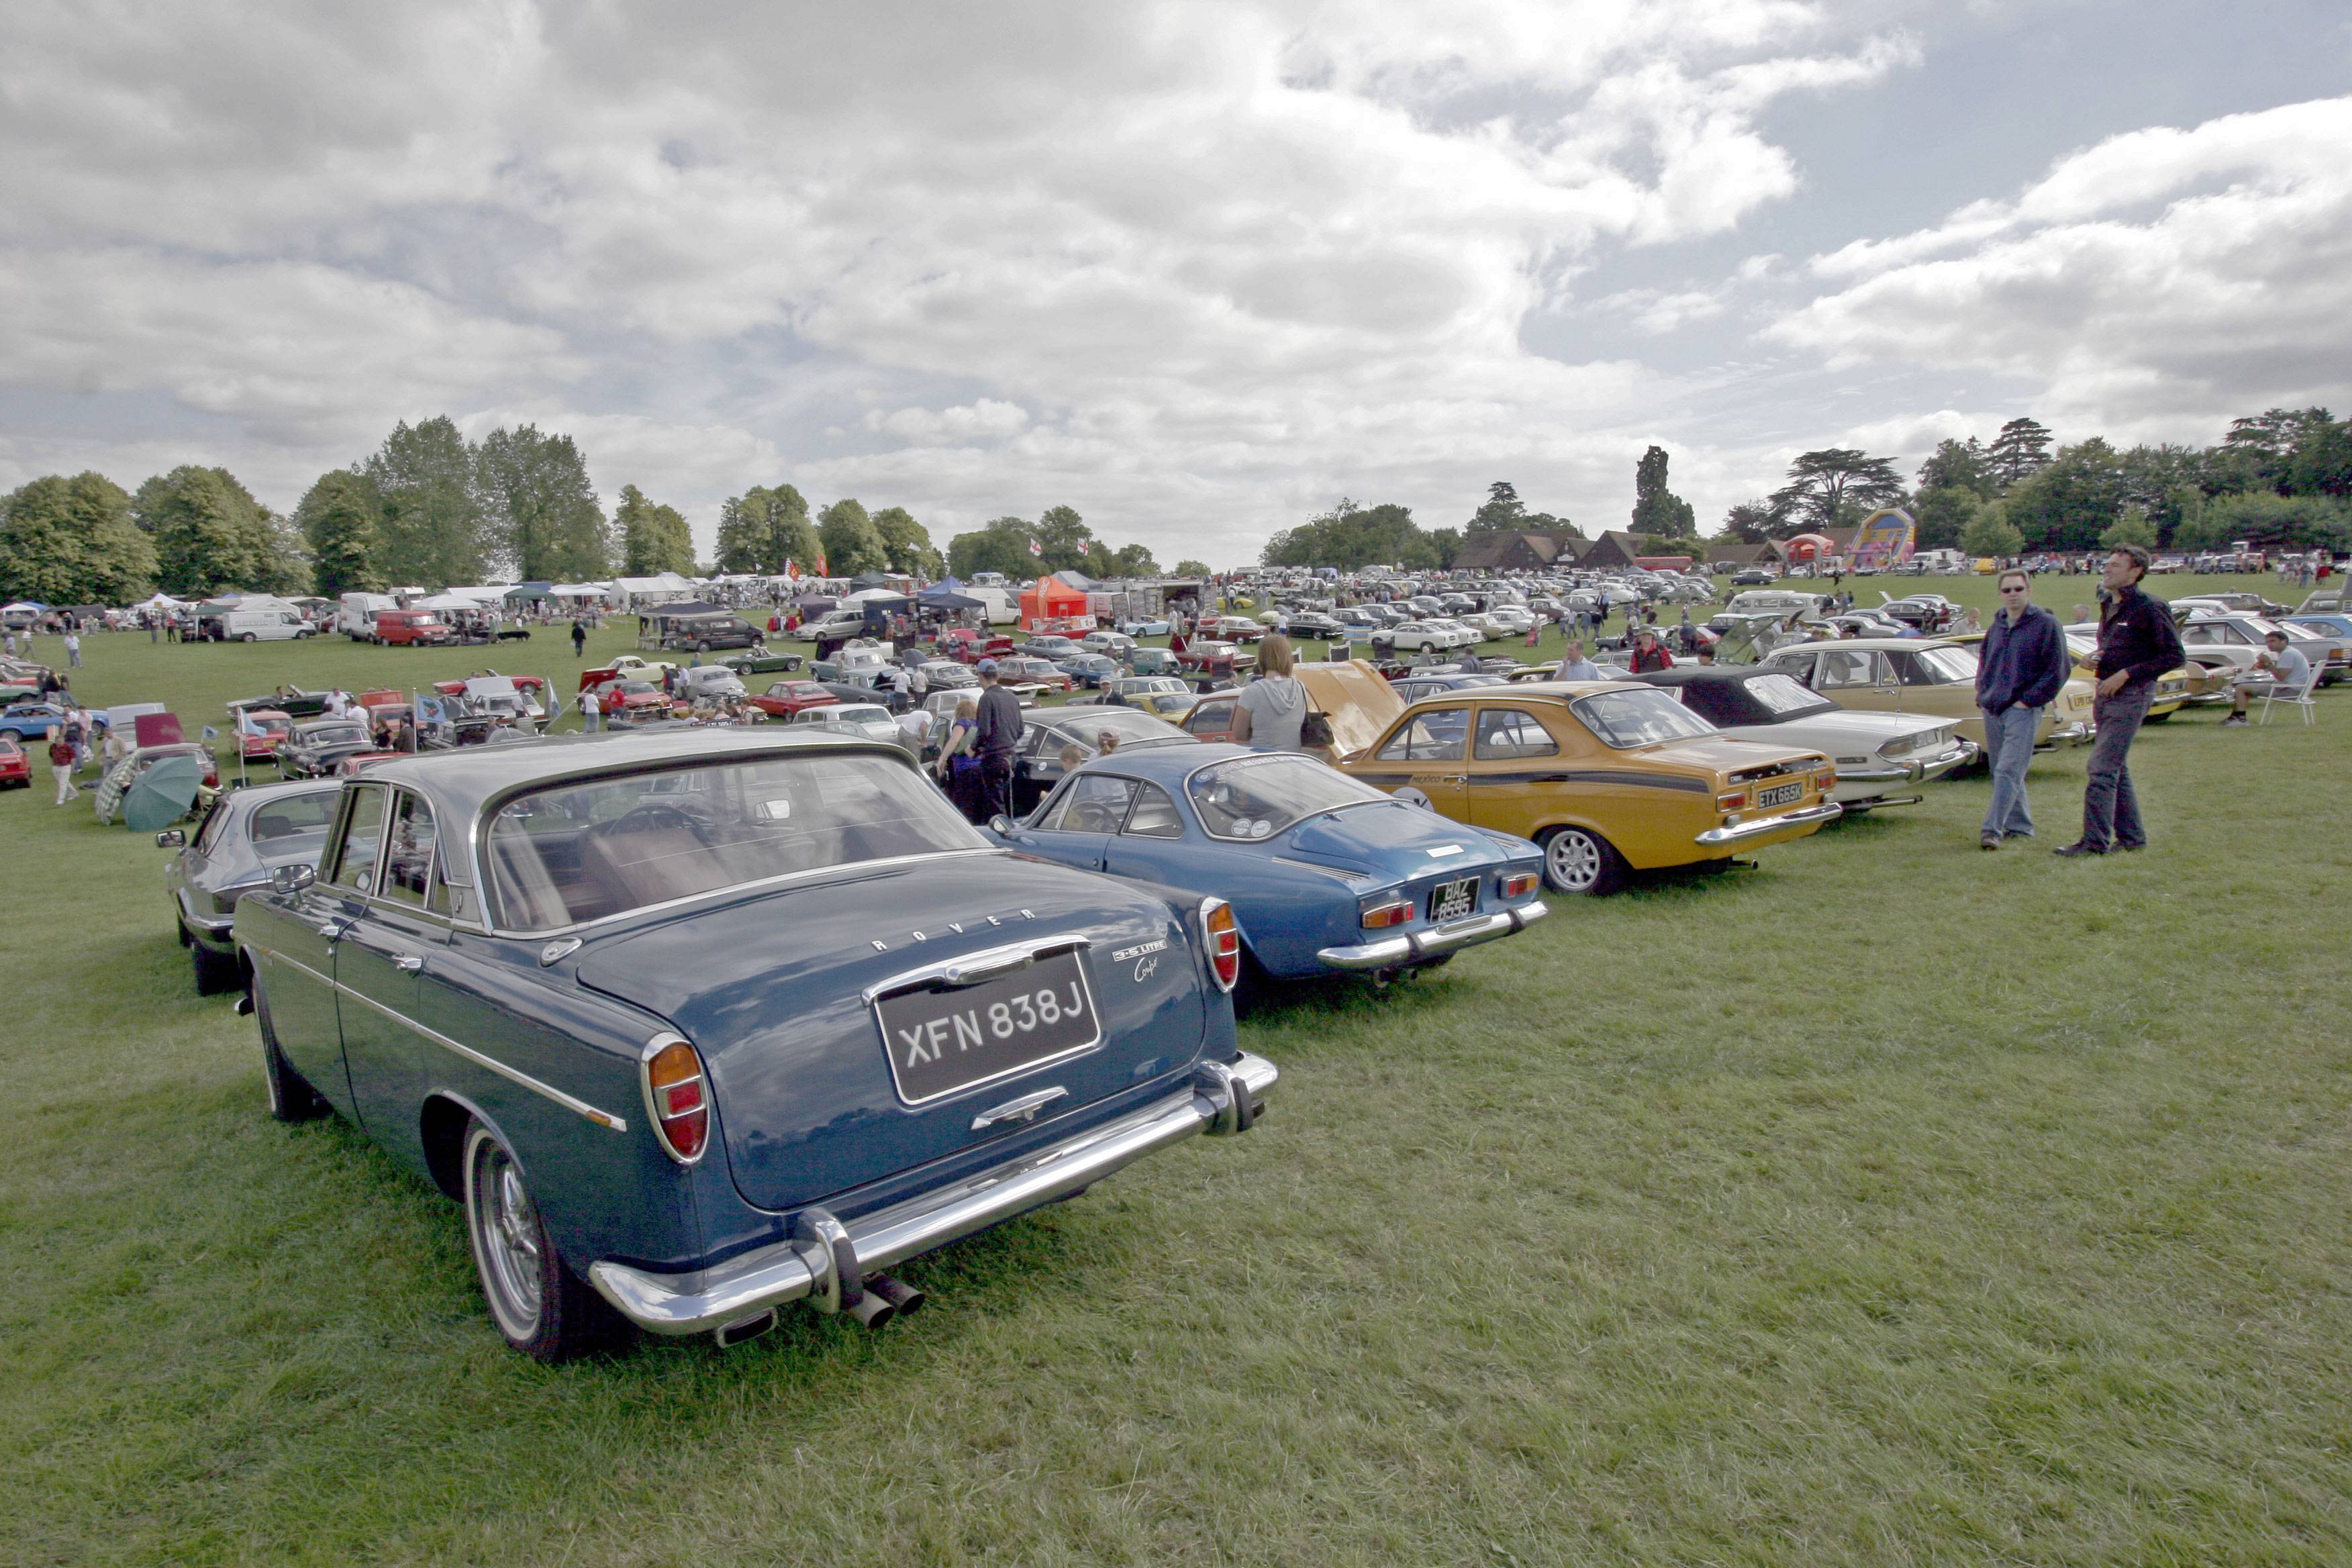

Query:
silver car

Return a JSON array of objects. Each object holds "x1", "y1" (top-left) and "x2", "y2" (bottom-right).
[{"x1": 159, "y1": 779, "x2": 342, "y2": 993}]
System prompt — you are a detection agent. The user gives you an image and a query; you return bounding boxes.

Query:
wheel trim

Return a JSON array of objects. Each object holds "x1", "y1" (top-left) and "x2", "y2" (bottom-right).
[
  {"x1": 1546, "y1": 830, "x2": 1603, "y2": 891},
  {"x1": 467, "y1": 1131, "x2": 544, "y2": 1341}
]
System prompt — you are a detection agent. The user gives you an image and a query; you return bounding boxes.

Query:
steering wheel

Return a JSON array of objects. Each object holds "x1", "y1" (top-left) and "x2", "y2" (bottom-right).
[{"x1": 597, "y1": 802, "x2": 706, "y2": 839}]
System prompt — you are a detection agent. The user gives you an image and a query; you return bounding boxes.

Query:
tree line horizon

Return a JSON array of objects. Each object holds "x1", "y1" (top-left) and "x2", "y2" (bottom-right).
[{"x1": 2, "y1": 407, "x2": 2346, "y2": 605}]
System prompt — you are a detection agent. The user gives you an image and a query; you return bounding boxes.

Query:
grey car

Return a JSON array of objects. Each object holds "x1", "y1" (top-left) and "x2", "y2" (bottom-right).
[{"x1": 160, "y1": 778, "x2": 343, "y2": 993}]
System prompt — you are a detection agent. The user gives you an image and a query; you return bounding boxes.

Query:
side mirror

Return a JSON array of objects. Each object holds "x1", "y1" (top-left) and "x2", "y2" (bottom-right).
[
  {"x1": 269, "y1": 863, "x2": 316, "y2": 895},
  {"x1": 989, "y1": 814, "x2": 1014, "y2": 836},
  {"x1": 155, "y1": 828, "x2": 186, "y2": 848}
]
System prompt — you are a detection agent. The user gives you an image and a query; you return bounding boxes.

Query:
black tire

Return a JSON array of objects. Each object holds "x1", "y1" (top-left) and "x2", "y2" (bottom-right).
[
  {"x1": 191, "y1": 934, "x2": 242, "y2": 995},
  {"x1": 252, "y1": 971, "x2": 330, "y2": 1122},
  {"x1": 695, "y1": 640, "x2": 712, "y2": 653},
  {"x1": 460, "y1": 1118, "x2": 627, "y2": 1362},
  {"x1": 240, "y1": 633, "x2": 258, "y2": 643},
  {"x1": 1537, "y1": 824, "x2": 1626, "y2": 895}
]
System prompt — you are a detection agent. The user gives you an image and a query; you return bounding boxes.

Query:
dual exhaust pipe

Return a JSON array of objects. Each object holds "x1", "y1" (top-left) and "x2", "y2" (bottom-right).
[{"x1": 712, "y1": 1271, "x2": 926, "y2": 1347}]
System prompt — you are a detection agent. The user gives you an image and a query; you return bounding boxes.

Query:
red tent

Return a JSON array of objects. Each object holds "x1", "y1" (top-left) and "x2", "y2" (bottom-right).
[
  {"x1": 1019, "y1": 575, "x2": 1090, "y2": 632},
  {"x1": 1783, "y1": 533, "x2": 1834, "y2": 561}
]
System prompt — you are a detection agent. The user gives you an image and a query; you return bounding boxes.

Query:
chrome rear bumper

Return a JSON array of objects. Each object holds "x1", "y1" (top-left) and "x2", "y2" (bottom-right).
[
  {"x1": 1694, "y1": 800, "x2": 1843, "y2": 845},
  {"x1": 589, "y1": 1052, "x2": 1278, "y2": 1337},
  {"x1": 1317, "y1": 898, "x2": 1548, "y2": 971}
]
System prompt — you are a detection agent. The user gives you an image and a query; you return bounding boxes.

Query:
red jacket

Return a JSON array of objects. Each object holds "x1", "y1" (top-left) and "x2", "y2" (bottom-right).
[{"x1": 1628, "y1": 642, "x2": 1674, "y2": 673}]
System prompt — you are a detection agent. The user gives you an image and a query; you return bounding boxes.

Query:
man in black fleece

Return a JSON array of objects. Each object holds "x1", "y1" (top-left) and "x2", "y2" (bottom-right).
[{"x1": 2059, "y1": 544, "x2": 2185, "y2": 856}]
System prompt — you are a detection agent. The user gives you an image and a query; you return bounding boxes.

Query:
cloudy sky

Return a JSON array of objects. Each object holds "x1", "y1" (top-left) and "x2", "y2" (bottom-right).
[{"x1": 4, "y1": 1, "x2": 2348, "y2": 567}]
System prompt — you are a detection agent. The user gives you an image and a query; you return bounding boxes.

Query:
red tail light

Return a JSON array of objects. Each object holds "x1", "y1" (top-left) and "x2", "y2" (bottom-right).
[
  {"x1": 1201, "y1": 898, "x2": 1241, "y2": 992},
  {"x1": 1359, "y1": 896, "x2": 1413, "y2": 929},
  {"x1": 1716, "y1": 790, "x2": 1746, "y2": 812},
  {"x1": 1500, "y1": 872, "x2": 1540, "y2": 899},
  {"x1": 642, "y1": 1035, "x2": 709, "y2": 1163}
]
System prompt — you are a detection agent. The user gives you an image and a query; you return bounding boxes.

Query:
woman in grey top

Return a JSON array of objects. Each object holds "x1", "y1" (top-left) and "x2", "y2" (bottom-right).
[{"x1": 1232, "y1": 633, "x2": 1308, "y2": 751}]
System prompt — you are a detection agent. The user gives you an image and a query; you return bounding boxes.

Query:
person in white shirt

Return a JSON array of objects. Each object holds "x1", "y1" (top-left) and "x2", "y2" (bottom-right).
[
  {"x1": 581, "y1": 688, "x2": 602, "y2": 732},
  {"x1": 2224, "y1": 629, "x2": 2310, "y2": 725},
  {"x1": 1556, "y1": 640, "x2": 1604, "y2": 681},
  {"x1": 896, "y1": 704, "x2": 934, "y2": 756}
]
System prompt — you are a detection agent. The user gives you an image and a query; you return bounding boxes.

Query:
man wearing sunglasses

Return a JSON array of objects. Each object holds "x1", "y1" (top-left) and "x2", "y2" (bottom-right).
[{"x1": 1972, "y1": 569, "x2": 2069, "y2": 850}]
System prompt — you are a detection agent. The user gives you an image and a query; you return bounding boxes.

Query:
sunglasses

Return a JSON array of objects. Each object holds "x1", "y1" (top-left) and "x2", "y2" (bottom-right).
[{"x1": 2000, "y1": 585, "x2": 2029, "y2": 592}]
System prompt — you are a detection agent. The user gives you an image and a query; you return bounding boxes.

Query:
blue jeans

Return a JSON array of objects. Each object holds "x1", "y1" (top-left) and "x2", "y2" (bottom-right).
[
  {"x1": 2081, "y1": 681, "x2": 2155, "y2": 850},
  {"x1": 1979, "y1": 703, "x2": 2041, "y2": 837}
]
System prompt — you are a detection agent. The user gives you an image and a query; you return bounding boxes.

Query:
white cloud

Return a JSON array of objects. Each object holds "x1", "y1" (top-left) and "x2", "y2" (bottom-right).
[
  {"x1": 0, "y1": 1, "x2": 1934, "y2": 562},
  {"x1": 1771, "y1": 96, "x2": 2352, "y2": 437}
]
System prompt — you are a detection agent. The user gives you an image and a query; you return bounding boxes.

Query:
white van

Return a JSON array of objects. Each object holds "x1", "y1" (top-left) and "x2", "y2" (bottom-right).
[
  {"x1": 222, "y1": 608, "x2": 311, "y2": 642},
  {"x1": 966, "y1": 587, "x2": 1019, "y2": 625},
  {"x1": 337, "y1": 592, "x2": 399, "y2": 640}
]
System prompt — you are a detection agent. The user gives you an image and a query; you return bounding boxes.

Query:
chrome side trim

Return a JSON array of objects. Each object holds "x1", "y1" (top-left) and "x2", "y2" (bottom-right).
[
  {"x1": 587, "y1": 1050, "x2": 1278, "y2": 1336},
  {"x1": 1694, "y1": 800, "x2": 1843, "y2": 845},
  {"x1": 250, "y1": 944, "x2": 628, "y2": 1132}
]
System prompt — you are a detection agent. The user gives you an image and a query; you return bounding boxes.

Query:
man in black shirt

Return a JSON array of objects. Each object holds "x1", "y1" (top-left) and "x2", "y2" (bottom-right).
[
  {"x1": 2059, "y1": 544, "x2": 2184, "y2": 856},
  {"x1": 971, "y1": 658, "x2": 1022, "y2": 822}
]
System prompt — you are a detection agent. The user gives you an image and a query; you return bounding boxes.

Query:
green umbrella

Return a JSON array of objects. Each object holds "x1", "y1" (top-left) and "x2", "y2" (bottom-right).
[{"x1": 122, "y1": 755, "x2": 205, "y2": 833}]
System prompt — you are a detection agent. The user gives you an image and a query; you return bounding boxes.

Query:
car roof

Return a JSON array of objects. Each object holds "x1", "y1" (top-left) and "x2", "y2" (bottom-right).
[
  {"x1": 338, "y1": 726, "x2": 901, "y2": 826},
  {"x1": 1767, "y1": 636, "x2": 1954, "y2": 652},
  {"x1": 1631, "y1": 667, "x2": 1796, "y2": 688}
]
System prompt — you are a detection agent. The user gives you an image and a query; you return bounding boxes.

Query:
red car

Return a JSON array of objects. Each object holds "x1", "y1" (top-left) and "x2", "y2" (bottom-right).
[
  {"x1": 1176, "y1": 640, "x2": 1252, "y2": 679},
  {"x1": 230, "y1": 707, "x2": 293, "y2": 761},
  {"x1": 940, "y1": 629, "x2": 1016, "y2": 665},
  {"x1": 1178, "y1": 693, "x2": 1240, "y2": 743},
  {"x1": 749, "y1": 681, "x2": 840, "y2": 718},
  {"x1": 993, "y1": 656, "x2": 1071, "y2": 692},
  {"x1": 0, "y1": 736, "x2": 29, "y2": 789}
]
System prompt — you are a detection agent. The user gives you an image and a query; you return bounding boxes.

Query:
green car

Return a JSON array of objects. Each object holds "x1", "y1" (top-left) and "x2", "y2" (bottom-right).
[
  {"x1": 1127, "y1": 648, "x2": 1180, "y2": 677},
  {"x1": 718, "y1": 649, "x2": 805, "y2": 676}
]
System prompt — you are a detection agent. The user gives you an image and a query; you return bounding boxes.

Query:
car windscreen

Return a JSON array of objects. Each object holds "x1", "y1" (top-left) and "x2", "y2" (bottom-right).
[
  {"x1": 485, "y1": 752, "x2": 985, "y2": 931},
  {"x1": 1571, "y1": 688, "x2": 1718, "y2": 748},
  {"x1": 1187, "y1": 754, "x2": 1388, "y2": 841},
  {"x1": 1741, "y1": 673, "x2": 1835, "y2": 716},
  {"x1": 303, "y1": 724, "x2": 369, "y2": 748},
  {"x1": 248, "y1": 790, "x2": 340, "y2": 845}
]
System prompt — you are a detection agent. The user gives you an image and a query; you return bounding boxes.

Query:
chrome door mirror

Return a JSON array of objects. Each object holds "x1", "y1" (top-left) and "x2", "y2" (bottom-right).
[
  {"x1": 989, "y1": 814, "x2": 1014, "y2": 836},
  {"x1": 154, "y1": 828, "x2": 186, "y2": 848},
  {"x1": 269, "y1": 863, "x2": 317, "y2": 895}
]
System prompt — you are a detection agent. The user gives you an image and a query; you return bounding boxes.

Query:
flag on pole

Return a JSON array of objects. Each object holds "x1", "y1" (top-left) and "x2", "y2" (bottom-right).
[
  {"x1": 1026, "y1": 538, "x2": 1043, "y2": 558},
  {"x1": 816, "y1": 552, "x2": 830, "y2": 576}
]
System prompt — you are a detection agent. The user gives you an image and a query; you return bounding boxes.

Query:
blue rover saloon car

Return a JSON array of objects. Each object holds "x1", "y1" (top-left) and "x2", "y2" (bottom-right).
[
  {"x1": 995, "y1": 744, "x2": 1549, "y2": 983},
  {"x1": 234, "y1": 728, "x2": 1274, "y2": 1360}
]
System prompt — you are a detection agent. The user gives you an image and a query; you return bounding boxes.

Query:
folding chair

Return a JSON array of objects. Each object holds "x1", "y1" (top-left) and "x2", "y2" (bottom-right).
[{"x1": 2256, "y1": 672, "x2": 2318, "y2": 726}]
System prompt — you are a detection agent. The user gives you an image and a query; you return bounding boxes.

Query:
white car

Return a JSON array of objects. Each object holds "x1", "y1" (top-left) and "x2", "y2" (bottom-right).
[
  {"x1": 1481, "y1": 607, "x2": 1536, "y2": 637},
  {"x1": 1385, "y1": 620, "x2": 1476, "y2": 652},
  {"x1": 791, "y1": 702, "x2": 901, "y2": 744},
  {"x1": 1636, "y1": 668, "x2": 1977, "y2": 810},
  {"x1": 1079, "y1": 630, "x2": 1136, "y2": 656}
]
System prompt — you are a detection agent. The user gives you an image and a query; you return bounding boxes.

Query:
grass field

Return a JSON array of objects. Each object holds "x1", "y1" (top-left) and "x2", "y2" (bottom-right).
[{"x1": 2, "y1": 574, "x2": 2347, "y2": 1566}]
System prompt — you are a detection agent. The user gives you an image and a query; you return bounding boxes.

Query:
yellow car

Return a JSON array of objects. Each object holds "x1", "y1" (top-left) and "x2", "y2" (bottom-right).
[
  {"x1": 1338, "y1": 680, "x2": 1839, "y2": 894},
  {"x1": 1757, "y1": 637, "x2": 2096, "y2": 749}
]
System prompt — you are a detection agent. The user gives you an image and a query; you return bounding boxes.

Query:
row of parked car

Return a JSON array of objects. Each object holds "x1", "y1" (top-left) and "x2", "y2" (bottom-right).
[{"x1": 126, "y1": 577, "x2": 2347, "y2": 1365}]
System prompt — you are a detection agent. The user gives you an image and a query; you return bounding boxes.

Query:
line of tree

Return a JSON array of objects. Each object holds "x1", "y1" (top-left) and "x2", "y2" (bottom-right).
[
  {"x1": 944, "y1": 507, "x2": 1159, "y2": 581},
  {"x1": 1720, "y1": 408, "x2": 2352, "y2": 556}
]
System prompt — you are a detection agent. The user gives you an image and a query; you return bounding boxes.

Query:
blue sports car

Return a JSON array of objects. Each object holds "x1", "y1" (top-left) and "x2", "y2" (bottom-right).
[{"x1": 995, "y1": 744, "x2": 1549, "y2": 983}]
